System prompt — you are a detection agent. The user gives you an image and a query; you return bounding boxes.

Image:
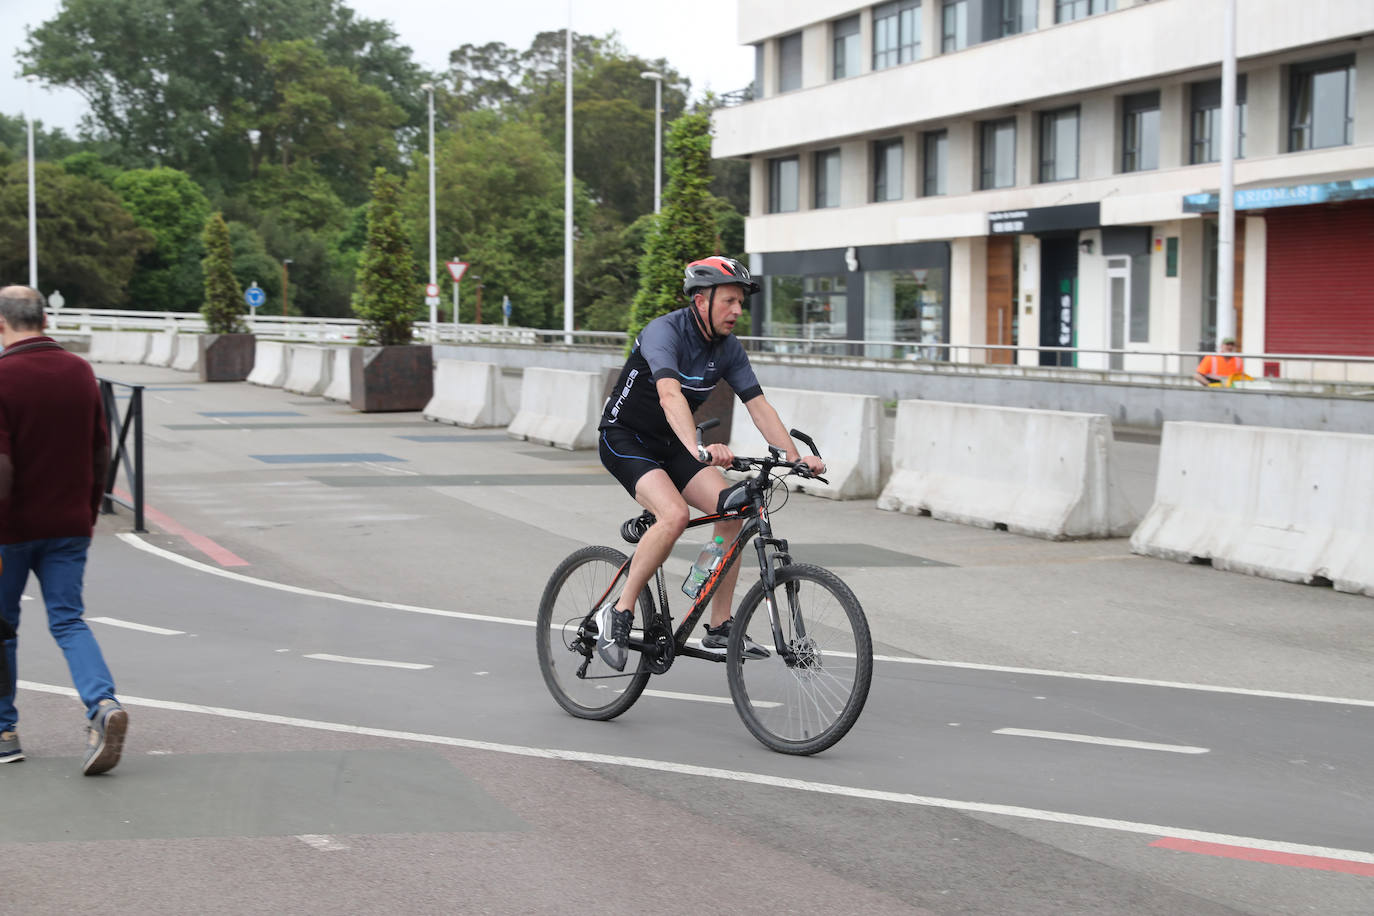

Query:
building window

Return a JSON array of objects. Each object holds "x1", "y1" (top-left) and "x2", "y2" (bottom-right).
[
  {"x1": 942, "y1": 0, "x2": 968, "y2": 52},
  {"x1": 873, "y1": 138, "x2": 904, "y2": 202},
  {"x1": 979, "y1": 118, "x2": 1016, "y2": 190},
  {"x1": 1000, "y1": 0, "x2": 1037, "y2": 37},
  {"x1": 814, "y1": 148, "x2": 842, "y2": 208},
  {"x1": 768, "y1": 156, "x2": 799, "y2": 213},
  {"x1": 833, "y1": 15, "x2": 861, "y2": 79},
  {"x1": 1055, "y1": 0, "x2": 1114, "y2": 23},
  {"x1": 1289, "y1": 56, "x2": 1355, "y2": 151},
  {"x1": 1038, "y1": 107, "x2": 1079, "y2": 182},
  {"x1": 873, "y1": 0, "x2": 921, "y2": 70},
  {"x1": 752, "y1": 43, "x2": 764, "y2": 99},
  {"x1": 778, "y1": 32, "x2": 803, "y2": 94},
  {"x1": 762, "y1": 275, "x2": 849, "y2": 355},
  {"x1": 1190, "y1": 77, "x2": 1247, "y2": 164},
  {"x1": 922, "y1": 130, "x2": 948, "y2": 196},
  {"x1": 865, "y1": 268, "x2": 948, "y2": 360},
  {"x1": 1121, "y1": 91, "x2": 1160, "y2": 173}
]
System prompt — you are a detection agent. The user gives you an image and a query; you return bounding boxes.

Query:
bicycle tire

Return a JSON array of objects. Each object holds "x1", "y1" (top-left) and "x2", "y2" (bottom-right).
[
  {"x1": 726, "y1": 564, "x2": 872, "y2": 755},
  {"x1": 536, "y1": 545, "x2": 654, "y2": 721}
]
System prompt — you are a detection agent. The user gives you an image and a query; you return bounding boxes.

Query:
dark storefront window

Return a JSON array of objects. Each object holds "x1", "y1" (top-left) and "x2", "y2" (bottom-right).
[
  {"x1": 761, "y1": 275, "x2": 849, "y2": 354},
  {"x1": 1289, "y1": 56, "x2": 1355, "y2": 151},
  {"x1": 865, "y1": 268, "x2": 948, "y2": 360},
  {"x1": 1191, "y1": 77, "x2": 1247, "y2": 163}
]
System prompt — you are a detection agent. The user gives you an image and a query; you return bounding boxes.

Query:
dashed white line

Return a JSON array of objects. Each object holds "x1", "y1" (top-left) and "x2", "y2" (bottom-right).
[
  {"x1": 304, "y1": 653, "x2": 431, "y2": 670},
  {"x1": 641, "y1": 688, "x2": 779, "y2": 708},
  {"x1": 993, "y1": 728, "x2": 1210, "y2": 755},
  {"x1": 88, "y1": 616, "x2": 186, "y2": 636}
]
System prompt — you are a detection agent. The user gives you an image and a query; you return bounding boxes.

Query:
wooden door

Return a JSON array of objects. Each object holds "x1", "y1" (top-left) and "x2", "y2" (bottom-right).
[{"x1": 986, "y1": 235, "x2": 1015, "y2": 363}]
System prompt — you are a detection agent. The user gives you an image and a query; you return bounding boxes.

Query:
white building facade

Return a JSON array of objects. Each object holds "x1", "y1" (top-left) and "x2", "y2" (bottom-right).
[{"x1": 712, "y1": 0, "x2": 1374, "y2": 375}]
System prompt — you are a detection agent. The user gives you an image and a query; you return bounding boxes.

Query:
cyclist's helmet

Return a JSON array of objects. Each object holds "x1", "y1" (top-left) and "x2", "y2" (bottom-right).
[{"x1": 682, "y1": 256, "x2": 761, "y2": 298}]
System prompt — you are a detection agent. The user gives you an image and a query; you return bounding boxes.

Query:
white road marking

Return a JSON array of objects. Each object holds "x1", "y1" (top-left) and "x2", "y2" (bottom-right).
[
  {"x1": 88, "y1": 616, "x2": 186, "y2": 636},
  {"x1": 640, "y1": 688, "x2": 780, "y2": 708},
  {"x1": 304, "y1": 653, "x2": 431, "y2": 670},
  {"x1": 296, "y1": 834, "x2": 349, "y2": 851},
  {"x1": 116, "y1": 533, "x2": 1374, "y2": 710},
  {"x1": 19, "y1": 680, "x2": 1374, "y2": 868},
  {"x1": 993, "y1": 728, "x2": 1210, "y2": 755}
]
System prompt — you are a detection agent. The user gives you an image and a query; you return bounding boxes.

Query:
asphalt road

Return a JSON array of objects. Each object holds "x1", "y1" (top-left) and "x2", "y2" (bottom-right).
[{"x1": 3, "y1": 363, "x2": 1372, "y2": 916}]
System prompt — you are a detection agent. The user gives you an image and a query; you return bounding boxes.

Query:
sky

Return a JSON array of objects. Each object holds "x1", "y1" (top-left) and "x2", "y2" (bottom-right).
[{"x1": 0, "y1": 0, "x2": 754, "y2": 134}]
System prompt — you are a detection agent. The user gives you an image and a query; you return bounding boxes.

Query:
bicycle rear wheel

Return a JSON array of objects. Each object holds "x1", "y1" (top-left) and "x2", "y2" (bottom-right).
[
  {"x1": 536, "y1": 545, "x2": 654, "y2": 721},
  {"x1": 726, "y1": 564, "x2": 872, "y2": 755}
]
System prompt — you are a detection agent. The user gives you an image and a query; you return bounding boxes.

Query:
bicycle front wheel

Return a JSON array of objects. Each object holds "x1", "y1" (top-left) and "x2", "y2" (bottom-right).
[
  {"x1": 727, "y1": 564, "x2": 872, "y2": 755},
  {"x1": 536, "y1": 545, "x2": 654, "y2": 721}
]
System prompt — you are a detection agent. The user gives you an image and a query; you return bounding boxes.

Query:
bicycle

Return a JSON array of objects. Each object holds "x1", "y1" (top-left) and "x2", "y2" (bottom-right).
[{"x1": 535, "y1": 420, "x2": 873, "y2": 755}]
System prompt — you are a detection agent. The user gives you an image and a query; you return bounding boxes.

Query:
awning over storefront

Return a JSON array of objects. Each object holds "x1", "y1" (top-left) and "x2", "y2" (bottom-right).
[{"x1": 1183, "y1": 176, "x2": 1374, "y2": 213}]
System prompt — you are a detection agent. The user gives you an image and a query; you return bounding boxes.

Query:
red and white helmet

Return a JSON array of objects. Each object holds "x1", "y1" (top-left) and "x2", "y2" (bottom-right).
[{"x1": 682, "y1": 256, "x2": 761, "y2": 298}]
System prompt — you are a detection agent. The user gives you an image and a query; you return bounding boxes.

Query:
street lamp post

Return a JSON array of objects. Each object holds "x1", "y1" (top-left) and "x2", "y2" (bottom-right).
[
  {"x1": 281, "y1": 258, "x2": 293, "y2": 317},
  {"x1": 421, "y1": 82, "x2": 437, "y2": 339},
  {"x1": 25, "y1": 74, "x2": 39, "y2": 289},
  {"x1": 640, "y1": 71, "x2": 663, "y2": 213}
]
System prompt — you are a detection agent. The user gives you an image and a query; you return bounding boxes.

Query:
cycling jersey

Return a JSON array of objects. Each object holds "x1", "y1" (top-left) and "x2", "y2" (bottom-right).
[{"x1": 600, "y1": 307, "x2": 763, "y2": 442}]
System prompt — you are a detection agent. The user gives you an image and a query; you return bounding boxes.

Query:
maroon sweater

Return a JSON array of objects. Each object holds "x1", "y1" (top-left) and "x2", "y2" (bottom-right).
[{"x1": 0, "y1": 337, "x2": 110, "y2": 543}]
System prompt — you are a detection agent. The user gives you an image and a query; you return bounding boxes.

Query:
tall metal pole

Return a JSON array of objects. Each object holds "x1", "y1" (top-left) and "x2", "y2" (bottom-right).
[
  {"x1": 26, "y1": 75, "x2": 38, "y2": 290},
  {"x1": 563, "y1": 12, "x2": 574, "y2": 344},
  {"x1": 1216, "y1": 0, "x2": 1238, "y2": 351},
  {"x1": 282, "y1": 259, "x2": 292, "y2": 317},
  {"x1": 641, "y1": 71, "x2": 663, "y2": 213},
  {"x1": 422, "y1": 83, "x2": 437, "y2": 339}
]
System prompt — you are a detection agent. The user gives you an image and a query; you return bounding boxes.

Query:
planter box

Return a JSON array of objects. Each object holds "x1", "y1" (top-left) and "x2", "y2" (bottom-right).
[
  {"x1": 349, "y1": 345, "x2": 433, "y2": 412},
  {"x1": 198, "y1": 333, "x2": 255, "y2": 382}
]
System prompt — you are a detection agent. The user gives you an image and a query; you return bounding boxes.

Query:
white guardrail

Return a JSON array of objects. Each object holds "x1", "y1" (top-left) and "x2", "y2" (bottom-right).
[{"x1": 45, "y1": 308, "x2": 1374, "y2": 390}]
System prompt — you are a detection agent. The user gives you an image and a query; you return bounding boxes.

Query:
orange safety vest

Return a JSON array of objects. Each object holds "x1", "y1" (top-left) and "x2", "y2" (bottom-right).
[{"x1": 1197, "y1": 354, "x2": 1242, "y2": 378}]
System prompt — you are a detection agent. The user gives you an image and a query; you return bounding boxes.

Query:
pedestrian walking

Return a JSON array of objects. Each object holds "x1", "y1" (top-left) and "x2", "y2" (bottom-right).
[{"x1": 0, "y1": 285, "x2": 128, "y2": 774}]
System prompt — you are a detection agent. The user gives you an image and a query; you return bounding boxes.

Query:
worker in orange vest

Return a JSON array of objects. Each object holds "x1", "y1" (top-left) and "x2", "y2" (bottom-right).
[{"x1": 1195, "y1": 337, "x2": 1243, "y2": 386}]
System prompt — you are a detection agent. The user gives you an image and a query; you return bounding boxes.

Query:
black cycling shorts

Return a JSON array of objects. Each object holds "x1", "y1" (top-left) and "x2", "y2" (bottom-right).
[{"x1": 598, "y1": 426, "x2": 707, "y2": 498}]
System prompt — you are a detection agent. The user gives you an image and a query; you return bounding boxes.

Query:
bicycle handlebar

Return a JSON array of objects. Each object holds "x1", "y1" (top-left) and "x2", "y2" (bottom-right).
[{"x1": 729, "y1": 453, "x2": 829, "y2": 485}]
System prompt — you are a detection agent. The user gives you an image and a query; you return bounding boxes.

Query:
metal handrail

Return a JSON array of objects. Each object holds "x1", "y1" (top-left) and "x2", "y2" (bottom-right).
[{"x1": 97, "y1": 378, "x2": 145, "y2": 533}]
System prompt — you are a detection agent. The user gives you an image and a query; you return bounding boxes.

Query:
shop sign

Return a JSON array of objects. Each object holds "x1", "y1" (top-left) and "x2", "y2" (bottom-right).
[
  {"x1": 988, "y1": 202, "x2": 1100, "y2": 235},
  {"x1": 1183, "y1": 176, "x2": 1374, "y2": 213}
]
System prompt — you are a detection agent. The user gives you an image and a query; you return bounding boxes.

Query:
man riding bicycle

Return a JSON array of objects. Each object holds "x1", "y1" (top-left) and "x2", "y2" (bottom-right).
[{"x1": 594, "y1": 256, "x2": 825, "y2": 671}]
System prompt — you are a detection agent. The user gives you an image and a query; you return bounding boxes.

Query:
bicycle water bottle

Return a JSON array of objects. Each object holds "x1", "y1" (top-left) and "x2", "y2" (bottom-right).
[{"x1": 682, "y1": 535, "x2": 725, "y2": 598}]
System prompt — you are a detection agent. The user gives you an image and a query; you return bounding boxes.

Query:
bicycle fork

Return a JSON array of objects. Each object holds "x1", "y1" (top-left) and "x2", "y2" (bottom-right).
[{"x1": 754, "y1": 536, "x2": 805, "y2": 667}]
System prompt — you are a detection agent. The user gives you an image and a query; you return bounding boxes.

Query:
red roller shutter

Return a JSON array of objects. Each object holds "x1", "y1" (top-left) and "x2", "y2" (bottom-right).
[{"x1": 1265, "y1": 200, "x2": 1374, "y2": 356}]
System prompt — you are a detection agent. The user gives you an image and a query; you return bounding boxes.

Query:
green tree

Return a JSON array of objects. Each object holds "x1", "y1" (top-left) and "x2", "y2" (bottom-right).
[
  {"x1": 353, "y1": 168, "x2": 418, "y2": 345},
  {"x1": 114, "y1": 166, "x2": 212, "y2": 310},
  {"x1": 0, "y1": 161, "x2": 151, "y2": 306},
  {"x1": 626, "y1": 111, "x2": 718, "y2": 347},
  {"x1": 200, "y1": 211, "x2": 245, "y2": 333}
]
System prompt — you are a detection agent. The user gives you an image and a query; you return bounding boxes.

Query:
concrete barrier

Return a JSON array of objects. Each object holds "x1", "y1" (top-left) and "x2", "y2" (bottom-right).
[
  {"x1": 424, "y1": 359, "x2": 512, "y2": 428},
  {"x1": 507, "y1": 367, "x2": 601, "y2": 450},
  {"x1": 877, "y1": 400, "x2": 1140, "y2": 539},
  {"x1": 322, "y1": 347, "x2": 351, "y2": 402},
  {"x1": 1131, "y1": 422, "x2": 1374, "y2": 596},
  {"x1": 145, "y1": 331, "x2": 177, "y2": 367},
  {"x1": 93, "y1": 331, "x2": 149, "y2": 364},
  {"x1": 726, "y1": 386, "x2": 880, "y2": 499},
  {"x1": 283, "y1": 345, "x2": 332, "y2": 397},
  {"x1": 86, "y1": 331, "x2": 123, "y2": 363},
  {"x1": 171, "y1": 335, "x2": 199, "y2": 372},
  {"x1": 247, "y1": 340, "x2": 290, "y2": 387}
]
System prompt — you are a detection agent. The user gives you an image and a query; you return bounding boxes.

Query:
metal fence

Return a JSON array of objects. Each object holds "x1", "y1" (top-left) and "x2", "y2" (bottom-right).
[
  {"x1": 97, "y1": 378, "x2": 145, "y2": 532},
  {"x1": 54, "y1": 308, "x2": 1374, "y2": 390}
]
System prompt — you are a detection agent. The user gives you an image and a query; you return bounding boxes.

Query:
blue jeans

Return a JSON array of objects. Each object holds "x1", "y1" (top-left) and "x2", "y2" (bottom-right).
[{"x1": 0, "y1": 537, "x2": 117, "y2": 731}]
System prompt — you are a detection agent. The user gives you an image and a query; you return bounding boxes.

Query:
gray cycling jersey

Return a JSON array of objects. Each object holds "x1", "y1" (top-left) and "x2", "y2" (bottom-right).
[{"x1": 600, "y1": 307, "x2": 763, "y2": 441}]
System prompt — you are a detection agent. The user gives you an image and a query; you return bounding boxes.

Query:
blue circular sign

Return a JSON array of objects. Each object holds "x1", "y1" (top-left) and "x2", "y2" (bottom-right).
[{"x1": 244, "y1": 286, "x2": 266, "y2": 307}]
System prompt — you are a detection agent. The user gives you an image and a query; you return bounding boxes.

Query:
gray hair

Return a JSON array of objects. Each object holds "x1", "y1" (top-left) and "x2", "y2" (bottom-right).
[{"x1": 0, "y1": 286, "x2": 46, "y2": 331}]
